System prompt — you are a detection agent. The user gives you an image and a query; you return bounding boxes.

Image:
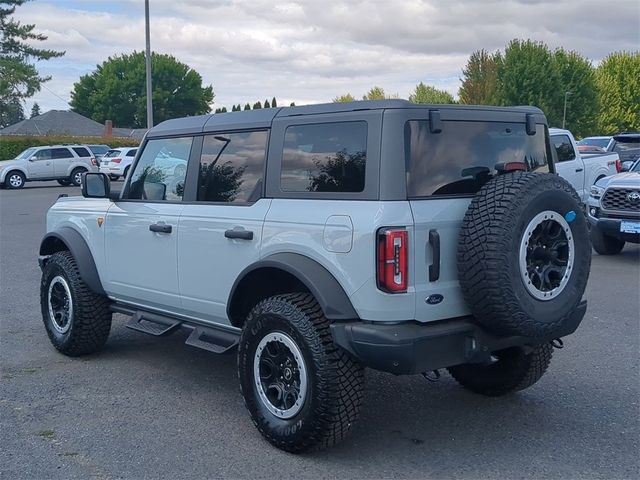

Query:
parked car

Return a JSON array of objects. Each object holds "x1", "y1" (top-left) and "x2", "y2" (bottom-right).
[
  {"x1": 550, "y1": 128, "x2": 620, "y2": 203},
  {"x1": 38, "y1": 101, "x2": 591, "y2": 452},
  {"x1": 87, "y1": 144, "x2": 110, "y2": 162},
  {"x1": 607, "y1": 132, "x2": 640, "y2": 169},
  {"x1": 0, "y1": 145, "x2": 98, "y2": 189},
  {"x1": 587, "y1": 159, "x2": 640, "y2": 254},
  {"x1": 99, "y1": 147, "x2": 138, "y2": 180},
  {"x1": 577, "y1": 136, "x2": 612, "y2": 150},
  {"x1": 577, "y1": 144, "x2": 606, "y2": 154}
]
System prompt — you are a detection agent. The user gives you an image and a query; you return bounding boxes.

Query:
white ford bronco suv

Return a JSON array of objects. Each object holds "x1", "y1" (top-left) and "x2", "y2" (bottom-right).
[{"x1": 38, "y1": 101, "x2": 591, "y2": 452}]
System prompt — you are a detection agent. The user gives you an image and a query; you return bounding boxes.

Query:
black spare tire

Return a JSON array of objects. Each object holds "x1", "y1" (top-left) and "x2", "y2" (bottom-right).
[{"x1": 457, "y1": 172, "x2": 590, "y2": 338}]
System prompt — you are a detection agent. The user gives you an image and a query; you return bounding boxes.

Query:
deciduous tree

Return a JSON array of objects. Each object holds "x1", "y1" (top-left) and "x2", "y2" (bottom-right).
[
  {"x1": 409, "y1": 82, "x2": 455, "y2": 104},
  {"x1": 596, "y1": 51, "x2": 640, "y2": 134},
  {"x1": 458, "y1": 49, "x2": 501, "y2": 105}
]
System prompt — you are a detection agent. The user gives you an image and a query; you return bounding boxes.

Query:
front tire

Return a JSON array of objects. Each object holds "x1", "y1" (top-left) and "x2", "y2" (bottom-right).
[
  {"x1": 591, "y1": 228, "x2": 625, "y2": 255},
  {"x1": 238, "y1": 293, "x2": 364, "y2": 453},
  {"x1": 5, "y1": 170, "x2": 25, "y2": 189},
  {"x1": 40, "y1": 251, "x2": 112, "y2": 356},
  {"x1": 447, "y1": 344, "x2": 553, "y2": 397}
]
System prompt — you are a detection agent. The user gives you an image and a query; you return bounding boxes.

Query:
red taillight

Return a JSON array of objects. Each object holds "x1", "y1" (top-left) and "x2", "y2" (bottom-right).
[
  {"x1": 615, "y1": 159, "x2": 621, "y2": 173},
  {"x1": 111, "y1": 158, "x2": 122, "y2": 164},
  {"x1": 377, "y1": 228, "x2": 408, "y2": 293},
  {"x1": 91, "y1": 157, "x2": 98, "y2": 166}
]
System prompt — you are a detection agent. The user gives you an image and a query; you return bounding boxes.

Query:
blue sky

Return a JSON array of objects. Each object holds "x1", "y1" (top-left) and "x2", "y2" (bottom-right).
[{"x1": 14, "y1": 0, "x2": 640, "y2": 119}]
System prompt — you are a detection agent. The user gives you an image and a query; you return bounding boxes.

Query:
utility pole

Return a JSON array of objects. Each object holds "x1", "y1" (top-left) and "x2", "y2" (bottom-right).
[
  {"x1": 145, "y1": 0, "x2": 153, "y2": 128},
  {"x1": 562, "y1": 91, "x2": 572, "y2": 129}
]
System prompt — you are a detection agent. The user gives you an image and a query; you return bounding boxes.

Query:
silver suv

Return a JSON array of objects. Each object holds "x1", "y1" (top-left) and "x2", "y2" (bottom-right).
[
  {"x1": 37, "y1": 101, "x2": 591, "y2": 452},
  {"x1": 1, "y1": 144, "x2": 98, "y2": 188}
]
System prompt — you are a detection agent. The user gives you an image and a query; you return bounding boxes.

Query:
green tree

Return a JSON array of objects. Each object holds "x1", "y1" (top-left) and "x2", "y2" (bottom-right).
[
  {"x1": 333, "y1": 93, "x2": 356, "y2": 102},
  {"x1": 70, "y1": 51, "x2": 213, "y2": 128},
  {"x1": 552, "y1": 49, "x2": 598, "y2": 136},
  {"x1": 253, "y1": 101, "x2": 262, "y2": 109},
  {"x1": 29, "y1": 101, "x2": 40, "y2": 117},
  {"x1": 0, "y1": 96, "x2": 23, "y2": 126},
  {"x1": 244, "y1": 103, "x2": 251, "y2": 110},
  {"x1": 264, "y1": 99, "x2": 270, "y2": 108},
  {"x1": 0, "y1": 0, "x2": 64, "y2": 122},
  {"x1": 596, "y1": 51, "x2": 640, "y2": 134},
  {"x1": 271, "y1": 97, "x2": 277, "y2": 107},
  {"x1": 409, "y1": 82, "x2": 455, "y2": 104},
  {"x1": 458, "y1": 49, "x2": 501, "y2": 105},
  {"x1": 363, "y1": 86, "x2": 398, "y2": 100},
  {"x1": 498, "y1": 39, "x2": 563, "y2": 126},
  {"x1": 290, "y1": 102, "x2": 295, "y2": 107}
]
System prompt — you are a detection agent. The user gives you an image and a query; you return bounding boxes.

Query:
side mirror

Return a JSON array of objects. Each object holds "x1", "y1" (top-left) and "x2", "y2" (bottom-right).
[
  {"x1": 620, "y1": 161, "x2": 633, "y2": 172},
  {"x1": 82, "y1": 172, "x2": 110, "y2": 198},
  {"x1": 29, "y1": 156, "x2": 37, "y2": 162}
]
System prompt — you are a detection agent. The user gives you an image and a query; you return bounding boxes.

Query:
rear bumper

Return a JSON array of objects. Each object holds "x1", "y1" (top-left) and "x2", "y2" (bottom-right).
[{"x1": 331, "y1": 301, "x2": 587, "y2": 375}]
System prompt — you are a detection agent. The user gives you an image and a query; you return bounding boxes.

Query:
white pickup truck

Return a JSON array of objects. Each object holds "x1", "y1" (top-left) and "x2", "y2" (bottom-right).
[{"x1": 550, "y1": 128, "x2": 620, "y2": 203}]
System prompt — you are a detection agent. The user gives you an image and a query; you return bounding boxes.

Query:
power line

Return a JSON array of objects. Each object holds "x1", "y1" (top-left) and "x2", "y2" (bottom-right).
[{"x1": 40, "y1": 83, "x2": 71, "y2": 108}]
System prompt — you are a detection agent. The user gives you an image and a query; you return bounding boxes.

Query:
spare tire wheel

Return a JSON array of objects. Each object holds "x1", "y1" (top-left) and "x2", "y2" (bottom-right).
[{"x1": 457, "y1": 172, "x2": 590, "y2": 338}]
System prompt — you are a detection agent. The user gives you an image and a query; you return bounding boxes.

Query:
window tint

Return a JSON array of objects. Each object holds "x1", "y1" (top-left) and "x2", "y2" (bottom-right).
[
  {"x1": 72, "y1": 147, "x2": 91, "y2": 157},
  {"x1": 104, "y1": 150, "x2": 121, "y2": 158},
  {"x1": 89, "y1": 145, "x2": 109, "y2": 155},
  {"x1": 34, "y1": 149, "x2": 52, "y2": 160},
  {"x1": 198, "y1": 131, "x2": 268, "y2": 203},
  {"x1": 51, "y1": 148, "x2": 72, "y2": 159},
  {"x1": 281, "y1": 122, "x2": 367, "y2": 193},
  {"x1": 125, "y1": 149, "x2": 137, "y2": 157},
  {"x1": 577, "y1": 137, "x2": 609, "y2": 148},
  {"x1": 126, "y1": 137, "x2": 193, "y2": 201},
  {"x1": 551, "y1": 135, "x2": 576, "y2": 162},
  {"x1": 405, "y1": 121, "x2": 550, "y2": 197}
]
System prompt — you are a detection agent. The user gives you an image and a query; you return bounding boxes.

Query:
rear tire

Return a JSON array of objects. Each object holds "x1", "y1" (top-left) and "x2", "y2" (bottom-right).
[
  {"x1": 123, "y1": 166, "x2": 130, "y2": 179},
  {"x1": 591, "y1": 228, "x2": 625, "y2": 255},
  {"x1": 70, "y1": 168, "x2": 86, "y2": 187},
  {"x1": 57, "y1": 179, "x2": 71, "y2": 186},
  {"x1": 447, "y1": 344, "x2": 553, "y2": 397},
  {"x1": 238, "y1": 293, "x2": 364, "y2": 453},
  {"x1": 40, "y1": 251, "x2": 112, "y2": 356},
  {"x1": 5, "y1": 170, "x2": 25, "y2": 189}
]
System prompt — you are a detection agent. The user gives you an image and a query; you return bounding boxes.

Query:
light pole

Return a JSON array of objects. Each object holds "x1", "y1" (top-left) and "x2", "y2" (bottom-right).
[
  {"x1": 562, "y1": 91, "x2": 572, "y2": 129},
  {"x1": 144, "y1": 0, "x2": 153, "y2": 128}
]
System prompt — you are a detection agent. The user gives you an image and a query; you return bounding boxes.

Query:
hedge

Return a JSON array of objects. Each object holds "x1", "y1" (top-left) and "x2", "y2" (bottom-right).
[{"x1": 0, "y1": 135, "x2": 140, "y2": 161}]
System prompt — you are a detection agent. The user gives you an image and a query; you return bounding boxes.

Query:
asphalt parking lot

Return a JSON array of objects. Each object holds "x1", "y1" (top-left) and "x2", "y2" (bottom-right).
[{"x1": 1, "y1": 181, "x2": 638, "y2": 479}]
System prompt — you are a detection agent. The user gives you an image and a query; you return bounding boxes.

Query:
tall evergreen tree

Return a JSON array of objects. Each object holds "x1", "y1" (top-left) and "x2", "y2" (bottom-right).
[
  {"x1": 264, "y1": 99, "x2": 270, "y2": 108},
  {"x1": 271, "y1": 97, "x2": 277, "y2": 107},
  {"x1": 0, "y1": 96, "x2": 24, "y2": 127},
  {"x1": 244, "y1": 103, "x2": 251, "y2": 110},
  {"x1": 253, "y1": 101, "x2": 262, "y2": 109},
  {"x1": 30, "y1": 101, "x2": 41, "y2": 117}
]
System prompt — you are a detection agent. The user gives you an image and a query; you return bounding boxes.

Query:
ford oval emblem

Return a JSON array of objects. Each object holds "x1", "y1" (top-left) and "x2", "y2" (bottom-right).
[{"x1": 426, "y1": 294, "x2": 444, "y2": 305}]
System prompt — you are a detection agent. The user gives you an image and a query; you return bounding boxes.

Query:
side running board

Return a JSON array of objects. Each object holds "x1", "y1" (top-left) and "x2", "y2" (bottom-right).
[{"x1": 111, "y1": 304, "x2": 240, "y2": 353}]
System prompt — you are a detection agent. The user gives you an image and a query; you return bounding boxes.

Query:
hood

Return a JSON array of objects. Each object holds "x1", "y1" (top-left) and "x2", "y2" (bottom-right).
[
  {"x1": 595, "y1": 171, "x2": 640, "y2": 189},
  {"x1": 0, "y1": 159, "x2": 20, "y2": 169}
]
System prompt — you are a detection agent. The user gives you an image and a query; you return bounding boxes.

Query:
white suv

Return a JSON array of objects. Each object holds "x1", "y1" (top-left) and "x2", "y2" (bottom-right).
[
  {"x1": 38, "y1": 101, "x2": 591, "y2": 452},
  {"x1": 99, "y1": 147, "x2": 138, "y2": 180},
  {"x1": 0, "y1": 145, "x2": 98, "y2": 189}
]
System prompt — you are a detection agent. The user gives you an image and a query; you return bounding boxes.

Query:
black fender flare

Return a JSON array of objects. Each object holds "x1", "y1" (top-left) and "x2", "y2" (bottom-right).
[
  {"x1": 227, "y1": 253, "x2": 359, "y2": 322},
  {"x1": 39, "y1": 227, "x2": 106, "y2": 296}
]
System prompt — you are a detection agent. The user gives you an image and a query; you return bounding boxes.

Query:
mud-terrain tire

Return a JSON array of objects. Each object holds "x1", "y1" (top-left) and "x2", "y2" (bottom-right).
[
  {"x1": 458, "y1": 172, "x2": 590, "y2": 338},
  {"x1": 238, "y1": 293, "x2": 364, "y2": 453},
  {"x1": 591, "y1": 228, "x2": 625, "y2": 255},
  {"x1": 40, "y1": 251, "x2": 111, "y2": 356},
  {"x1": 447, "y1": 344, "x2": 553, "y2": 396}
]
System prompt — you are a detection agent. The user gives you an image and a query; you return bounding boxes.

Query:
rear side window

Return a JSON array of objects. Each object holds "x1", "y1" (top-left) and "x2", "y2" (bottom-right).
[
  {"x1": 104, "y1": 150, "x2": 121, "y2": 158},
  {"x1": 72, "y1": 147, "x2": 91, "y2": 157},
  {"x1": 198, "y1": 131, "x2": 268, "y2": 203},
  {"x1": 281, "y1": 121, "x2": 367, "y2": 193},
  {"x1": 51, "y1": 148, "x2": 72, "y2": 159},
  {"x1": 551, "y1": 135, "x2": 576, "y2": 162},
  {"x1": 405, "y1": 121, "x2": 550, "y2": 197},
  {"x1": 125, "y1": 149, "x2": 137, "y2": 157}
]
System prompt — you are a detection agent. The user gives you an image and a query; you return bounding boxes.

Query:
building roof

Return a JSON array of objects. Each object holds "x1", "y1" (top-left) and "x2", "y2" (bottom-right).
[{"x1": 0, "y1": 110, "x2": 146, "y2": 139}]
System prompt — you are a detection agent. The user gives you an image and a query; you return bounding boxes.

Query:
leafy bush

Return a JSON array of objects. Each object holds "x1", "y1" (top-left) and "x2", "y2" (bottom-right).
[{"x1": 0, "y1": 135, "x2": 140, "y2": 160}]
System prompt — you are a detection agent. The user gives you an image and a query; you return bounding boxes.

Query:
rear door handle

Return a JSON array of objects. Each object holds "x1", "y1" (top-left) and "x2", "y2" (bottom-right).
[
  {"x1": 149, "y1": 223, "x2": 172, "y2": 234},
  {"x1": 225, "y1": 229, "x2": 253, "y2": 240},
  {"x1": 428, "y1": 229, "x2": 440, "y2": 282},
  {"x1": 575, "y1": 168, "x2": 583, "y2": 172}
]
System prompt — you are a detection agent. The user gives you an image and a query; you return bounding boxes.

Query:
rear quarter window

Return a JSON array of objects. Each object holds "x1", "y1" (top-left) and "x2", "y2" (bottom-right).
[
  {"x1": 405, "y1": 121, "x2": 551, "y2": 197},
  {"x1": 72, "y1": 147, "x2": 91, "y2": 157}
]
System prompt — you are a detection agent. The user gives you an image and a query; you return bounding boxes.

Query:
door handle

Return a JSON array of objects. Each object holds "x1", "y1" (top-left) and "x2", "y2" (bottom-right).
[
  {"x1": 575, "y1": 168, "x2": 584, "y2": 172},
  {"x1": 225, "y1": 229, "x2": 254, "y2": 240},
  {"x1": 428, "y1": 229, "x2": 440, "y2": 282},
  {"x1": 149, "y1": 223, "x2": 172, "y2": 234}
]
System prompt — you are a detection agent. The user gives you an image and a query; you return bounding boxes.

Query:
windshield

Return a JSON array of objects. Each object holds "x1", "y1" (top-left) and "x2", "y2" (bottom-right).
[
  {"x1": 15, "y1": 147, "x2": 37, "y2": 160},
  {"x1": 632, "y1": 160, "x2": 640, "y2": 172},
  {"x1": 104, "y1": 150, "x2": 121, "y2": 158},
  {"x1": 612, "y1": 138, "x2": 640, "y2": 162}
]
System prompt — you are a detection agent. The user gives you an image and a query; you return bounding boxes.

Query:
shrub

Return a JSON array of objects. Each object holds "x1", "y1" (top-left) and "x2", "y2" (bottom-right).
[{"x1": 0, "y1": 135, "x2": 140, "y2": 160}]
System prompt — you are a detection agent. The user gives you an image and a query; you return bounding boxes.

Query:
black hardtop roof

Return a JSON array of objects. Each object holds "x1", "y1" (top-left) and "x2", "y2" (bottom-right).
[{"x1": 146, "y1": 100, "x2": 544, "y2": 138}]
